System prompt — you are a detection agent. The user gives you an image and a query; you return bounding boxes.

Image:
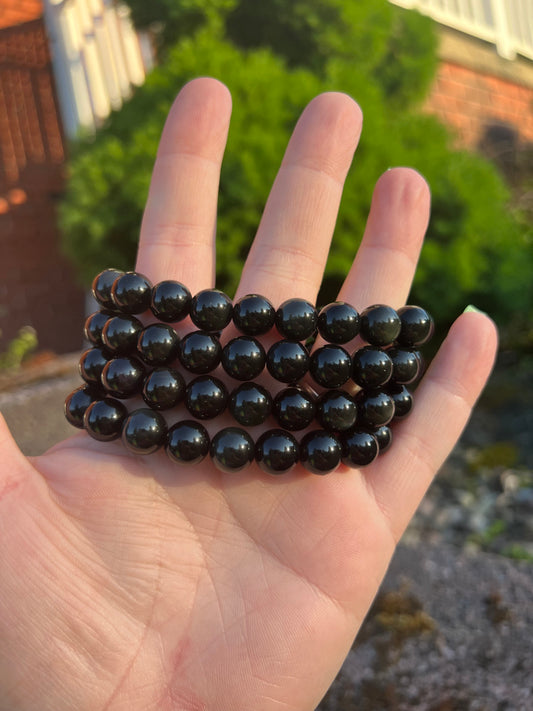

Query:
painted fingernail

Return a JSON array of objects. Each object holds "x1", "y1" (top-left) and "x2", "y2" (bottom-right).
[{"x1": 463, "y1": 304, "x2": 487, "y2": 315}]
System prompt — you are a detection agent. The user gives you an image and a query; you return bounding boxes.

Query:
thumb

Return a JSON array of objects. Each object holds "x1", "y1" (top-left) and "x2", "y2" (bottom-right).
[{"x1": 0, "y1": 411, "x2": 30, "y2": 501}]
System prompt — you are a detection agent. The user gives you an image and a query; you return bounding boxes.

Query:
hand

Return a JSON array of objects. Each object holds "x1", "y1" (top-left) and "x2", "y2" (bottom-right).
[{"x1": 0, "y1": 78, "x2": 497, "y2": 711}]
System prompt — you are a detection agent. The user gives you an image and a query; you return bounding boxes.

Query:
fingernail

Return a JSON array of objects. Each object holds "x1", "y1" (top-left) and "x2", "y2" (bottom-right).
[{"x1": 463, "y1": 304, "x2": 487, "y2": 315}]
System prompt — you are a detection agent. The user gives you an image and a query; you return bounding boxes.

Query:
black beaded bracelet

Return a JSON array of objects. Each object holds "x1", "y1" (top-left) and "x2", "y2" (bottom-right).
[{"x1": 65, "y1": 269, "x2": 435, "y2": 475}]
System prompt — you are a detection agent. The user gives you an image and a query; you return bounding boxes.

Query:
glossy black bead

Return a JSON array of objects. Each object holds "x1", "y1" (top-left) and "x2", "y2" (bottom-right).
[
  {"x1": 229, "y1": 382, "x2": 272, "y2": 426},
  {"x1": 190, "y1": 289, "x2": 233, "y2": 332},
  {"x1": 356, "y1": 390, "x2": 395, "y2": 428},
  {"x1": 79, "y1": 347, "x2": 110, "y2": 386},
  {"x1": 266, "y1": 340, "x2": 309, "y2": 383},
  {"x1": 122, "y1": 408, "x2": 167, "y2": 455},
  {"x1": 64, "y1": 385, "x2": 98, "y2": 428},
  {"x1": 233, "y1": 294, "x2": 276, "y2": 335},
  {"x1": 178, "y1": 331, "x2": 222, "y2": 374},
  {"x1": 275, "y1": 298, "x2": 318, "y2": 341},
  {"x1": 185, "y1": 375, "x2": 228, "y2": 419},
  {"x1": 84, "y1": 311, "x2": 111, "y2": 347},
  {"x1": 101, "y1": 356, "x2": 145, "y2": 399},
  {"x1": 299, "y1": 430, "x2": 341, "y2": 475},
  {"x1": 210, "y1": 427, "x2": 255, "y2": 473},
  {"x1": 316, "y1": 390, "x2": 357, "y2": 432},
  {"x1": 370, "y1": 425, "x2": 392, "y2": 454},
  {"x1": 388, "y1": 384, "x2": 414, "y2": 419},
  {"x1": 166, "y1": 420, "x2": 210, "y2": 465},
  {"x1": 151, "y1": 280, "x2": 191, "y2": 322},
  {"x1": 317, "y1": 302, "x2": 360, "y2": 344},
  {"x1": 351, "y1": 346, "x2": 393, "y2": 389},
  {"x1": 221, "y1": 336, "x2": 266, "y2": 381},
  {"x1": 142, "y1": 367, "x2": 185, "y2": 410},
  {"x1": 397, "y1": 305, "x2": 434, "y2": 346},
  {"x1": 272, "y1": 386, "x2": 316, "y2": 430},
  {"x1": 387, "y1": 347, "x2": 421, "y2": 385},
  {"x1": 84, "y1": 397, "x2": 127, "y2": 441},
  {"x1": 111, "y1": 271, "x2": 153, "y2": 314},
  {"x1": 102, "y1": 315, "x2": 143, "y2": 355},
  {"x1": 137, "y1": 323, "x2": 180, "y2": 366},
  {"x1": 255, "y1": 429, "x2": 299, "y2": 475},
  {"x1": 309, "y1": 344, "x2": 351, "y2": 388},
  {"x1": 340, "y1": 430, "x2": 379, "y2": 468},
  {"x1": 92, "y1": 269, "x2": 124, "y2": 310},
  {"x1": 360, "y1": 304, "x2": 401, "y2": 346}
]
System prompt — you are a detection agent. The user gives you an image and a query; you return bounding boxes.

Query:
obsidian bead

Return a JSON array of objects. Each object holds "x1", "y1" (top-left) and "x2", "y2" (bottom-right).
[
  {"x1": 102, "y1": 315, "x2": 143, "y2": 355},
  {"x1": 111, "y1": 271, "x2": 153, "y2": 314},
  {"x1": 178, "y1": 331, "x2": 222, "y2": 374},
  {"x1": 101, "y1": 356, "x2": 145, "y2": 399},
  {"x1": 316, "y1": 390, "x2": 357, "y2": 432},
  {"x1": 309, "y1": 344, "x2": 351, "y2": 388},
  {"x1": 229, "y1": 382, "x2": 272, "y2": 426},
  {"x1": 255, "y1": 429, "x2": 299, "y2": 475},
  {"x1": 64, "y1": 385, "x2": 98, "y2": 428},
  {"x1": 210, "y1": 427, "x2": 255, "y2": 473},
  {"x1": 388, "y1": 384, "x2": 414, "y2": 419},
  {"x1": 352, "y1": 346, "x2": 393, "y2": 389},
  {"x1": 185, "y1": 375, "x2": 228, "y2": 419},
  {"x1": 166, "y1": 420, "x2": 210, "y2": 465},
  {"x1": 340, "y1": 430, "x2": 379, "y2": 468},
  {"x1": 151, "y1": 280, "x2": 191, "y2": 322},
  {"x1": 122, "y1": 408, "x2": 167, "y2": 455},
  {"x1": 370, "y1": 425, "x2": 392, "y2": 454},
  {"x1": 79, "y1": 347, "x2": 110, "y2": 386},
  {"x1": 317, "y1": 302, "x2": 360, "y2": 344},
  {"x1": 137, "y1": 323, "x2": 180, "y2": 366},
  {"x1": 356, "y1": 390, "x2": 395, "y2": 428},
  {"x1": 273, "y1": 386, "x2": 316, "y2": 430},
  {"x1": 221, "y1": 336, "x2": 266, "y2": 381},
  {"x1": 84, "y1": 397, "x2": 127, "y2": 441},
  {"x1": 84, "y1": 311, "x2": 111, "y2": 347},
  {"x1": 233, "y1": 294, "x2": 276, "y2": 335},
  {"x1": 387, "y1": 347, "x2": 421, "y2": 385},
  {"x1": 142, "y1": 367, "x2": 185, "y2": 410},
  {"x1": 266, "y1": 340, "x2": 310, "y2": 383},
  {"x1": 397, "y1": 305, "x2": 434, "y2": 347},
  {"x1": 360, "y1": 304, "x2": 401, "y2": 346},
  {"x1": 299, "y1": 430, "x2": 341, "y2": 475},
  {"x1": 92, "y1": 269, "x2": 124, "y2": 310},
  {"x1": 190, "y1": 289, "x2": 233, "y2": 332},
  {"x1": 275, "y1": 298, "x2": 318, "y2": 341}
]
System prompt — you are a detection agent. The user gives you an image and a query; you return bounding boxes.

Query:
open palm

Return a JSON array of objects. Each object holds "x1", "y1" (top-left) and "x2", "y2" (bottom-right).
[{"x1": 0, "y1": 79, "x2": 497, "y2": 711}]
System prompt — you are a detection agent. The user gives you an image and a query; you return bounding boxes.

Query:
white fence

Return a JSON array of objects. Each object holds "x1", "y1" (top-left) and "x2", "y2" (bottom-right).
[{"x1": 390, "y1": 0, "x2": 533, "y2": 61}]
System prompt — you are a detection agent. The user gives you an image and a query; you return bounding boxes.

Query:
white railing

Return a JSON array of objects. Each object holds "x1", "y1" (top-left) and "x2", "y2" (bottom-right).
[{"x1": 390, "y1": 0, "x2": 533, "y2": 61}]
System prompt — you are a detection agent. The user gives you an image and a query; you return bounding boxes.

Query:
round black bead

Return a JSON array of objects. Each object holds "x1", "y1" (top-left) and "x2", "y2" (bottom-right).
[
  {"x1": 275, "y1": 298, "x2": 318, "y2": 341},
  {"x1": 92, "y1": 269, "x2": 124, "y2": 310},
  {"x1": 233, "y1": 294, "x2": 276, "y2": 335},
  {"x1": 309, "y1": 344, "x2": 351, "y2": 388},
  {"x1": 166, "y1": 420, "x2": 210, "y2": 465},
  {"x1": 79, "y1": 347, "x2": 110, "y2": 386},
  {"x1": 221, "y1": 336, "x2": 266, "y2": 381},
  {"x1": 210, "y1": 427, "x2": 255, "y2": 473},
  {"x1": 142, "y1": 367, "x2": 185, "y2": 410},
  {"x1": 84, "y1": 397, "x2": 127, "y2": 441},
  {"x1": 84, "y1": 311, "x2": 111, "y2": 347},
  {"x1": 190, "y1": 289, "x2": 233, "y2": 332},
  {"x1": 370, "y1": 425, "x2": 392, "y2": 454},
  {"x1": 317, "y1": 302, "x2": 360, "y2": 344},
  {"x1": 64, "y1": 385, "x2": 98, "y2": 428},
  {"x1": 397, "y1": 305, "x2": 434, "y2": 347},
  {"x1": 273, "y1": 386, "x2": 316, "y2": 430},
  {"x1": 299, "y1": 430, "x2": 341, "y2": 475},
  {"x1": 102, "y1": 315, "x2": 143, "y2": 355},
  {"x1": 178, "y1": 331, "x2": 222, "y2": 374},
  {"x1": 137, "y1": 323, "x2": 180, "y2": 366},
  {"x1": 122, "y1": 408, "x2": 167, "y2": 455},
  {"x1": 111, "y1": 271, "x2": 153, "y2": 314},
  {"x1": 316, "y1": 390, "x2": 357, "y2": 432},
  {"x1": 101, "y1": 356, "x2": 145, "y2": 399},
  {"x1": 356, "y1": 390, "x2": 395, "y2": 428},
  {"x1": 351, "y1": 346, "x2": 393, "y2": 389},
  {"x1": 151, "y1": 280, "x2": 191, "y2": 322},
  {"x1": 229, "y1": 382, "x2": 272, "y2": 426},
  {"x1": 360, "y1": 304, "x2": 401, "y2": 346},
  {"x1": 387, "y1": 347, "x2": 421, "y2": 385},
  {"x1": 388, "y1": 384, "x2": 414, "y2": 419},
  {"x1": 266, "y1": 340, "x2": 310, "y2": 383},
  {"x1": 185, "y1": 375, "x2": 228, "y2": 419},
  {"x1": 255, "y1": 429, "x2": 299, "y2": 475},
  {"x1": 340, "y1": 430, "x2": 378, "y2": 468}
]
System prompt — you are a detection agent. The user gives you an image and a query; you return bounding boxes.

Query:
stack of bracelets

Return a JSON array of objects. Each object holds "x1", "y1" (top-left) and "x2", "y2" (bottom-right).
[{"x1": 64, "y1": 269, "x2": 435, "y2": 476}]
